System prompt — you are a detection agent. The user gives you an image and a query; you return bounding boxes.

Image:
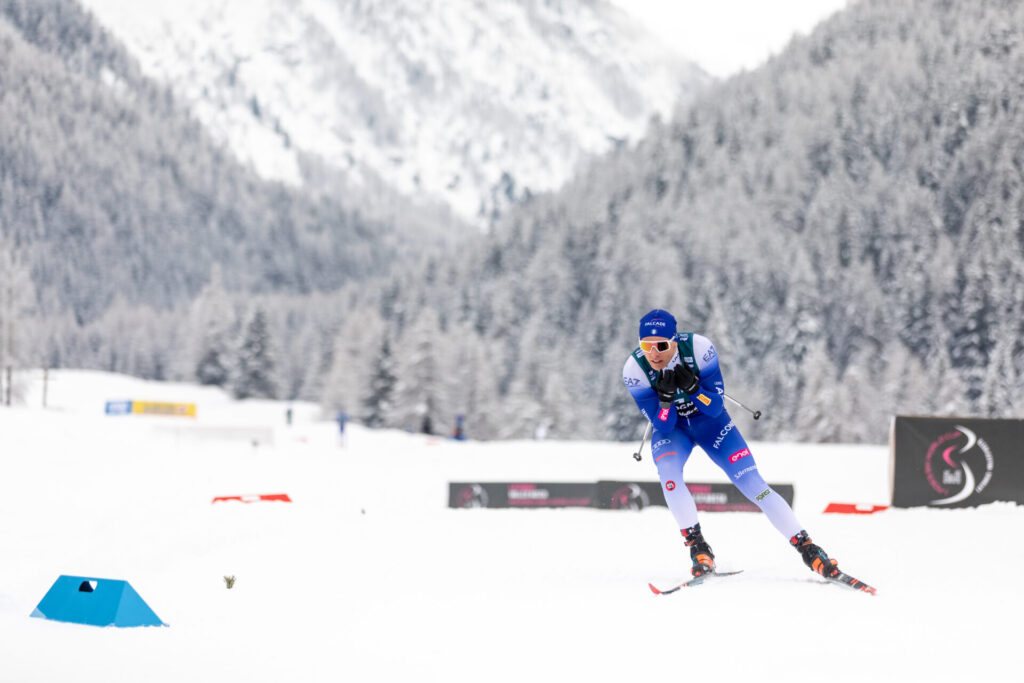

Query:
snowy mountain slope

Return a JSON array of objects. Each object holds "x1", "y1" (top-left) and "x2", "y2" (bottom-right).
[{"x1": 78, "y1": 0, "x2": 708, "y2": 224}]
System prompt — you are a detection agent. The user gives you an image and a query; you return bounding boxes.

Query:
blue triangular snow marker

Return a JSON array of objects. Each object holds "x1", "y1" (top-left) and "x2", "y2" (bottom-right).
[{"x1": 30, "y1": 575, "x2": 166, "y2": 627}]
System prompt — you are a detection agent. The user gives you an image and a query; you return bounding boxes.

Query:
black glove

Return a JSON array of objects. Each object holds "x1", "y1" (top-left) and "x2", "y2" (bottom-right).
[
  {"x1": 656, "y1": 372, "x2": 677, "y2": 403},
  {"x1": 660, "y1": 364, "x2": 700, "y2": 396}
]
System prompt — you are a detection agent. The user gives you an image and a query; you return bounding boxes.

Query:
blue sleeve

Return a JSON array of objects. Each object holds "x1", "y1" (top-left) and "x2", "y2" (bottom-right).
[
  {"x1": 630, "y1": 385, "x2": 680, "y2": 433},
  {"x1": 623, "y1": 356, "x2": 678, "y2": 432},
  {"x1": 688, "y1": 335, "x2": 725, "y2": 418}
]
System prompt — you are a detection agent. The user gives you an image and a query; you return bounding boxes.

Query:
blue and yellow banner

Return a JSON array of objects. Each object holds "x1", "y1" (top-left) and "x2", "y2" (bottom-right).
[
  {"x1": 132, "y1": 401, "x2": 196, "y2": 417},
  {"x1": 105, "y1": 400, "x2": 196, "y2": 417}
]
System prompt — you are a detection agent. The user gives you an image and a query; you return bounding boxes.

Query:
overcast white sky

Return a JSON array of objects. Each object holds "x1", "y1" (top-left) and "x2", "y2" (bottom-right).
[{"x1": 610, "y1": 0, "x2": 850, "y2": 78}]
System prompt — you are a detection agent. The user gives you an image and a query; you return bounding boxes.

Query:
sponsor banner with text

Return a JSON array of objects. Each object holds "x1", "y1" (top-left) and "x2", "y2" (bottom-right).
[
  {"x1": 448, "y1": 481, "x2": 794, "y2": 511},
  {"x1": 596, "y1": 480, "x2": 794, "y2": 511},
  {"x1": 448, "y1": 482, "x2": 596, "y2": 508},
  {"x1": 132, "y1": 401, "x2": 197, "y2": 417},
  {"x1": 105, "y1": 400, "x2": 197, "y2": 417},
  {"x1": 104, "y1": 400, "x2": 133, "y2": 415},
  {"x1": 891, "y1": 415, "x2": 1024, "y2": 507}
]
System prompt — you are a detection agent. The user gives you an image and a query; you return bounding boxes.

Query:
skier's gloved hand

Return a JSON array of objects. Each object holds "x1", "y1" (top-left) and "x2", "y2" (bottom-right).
[
  {"x1": 656, "y1": 372, "x2": 677, "y2": 403},
  {"x1": 663, "y1": 364, "x2": 700, "y2": 395},
  {"x1": 676, "y1": 364, "x2": 700, "y2": 394}
]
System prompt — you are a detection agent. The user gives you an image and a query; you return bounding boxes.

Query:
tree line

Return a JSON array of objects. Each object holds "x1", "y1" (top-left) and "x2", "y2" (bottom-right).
[
  {"x1": 322, "y1": 0, "x2": 1024, "y2": 442},
  {"x1": 3, "y1": 0, "x2": 1023, "y2": 444}
]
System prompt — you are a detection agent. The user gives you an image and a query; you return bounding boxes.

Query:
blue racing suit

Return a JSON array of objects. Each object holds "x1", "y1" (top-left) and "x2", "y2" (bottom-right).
[{"x1": 622, "y1": 333, "x2": 802, "y2": 539}]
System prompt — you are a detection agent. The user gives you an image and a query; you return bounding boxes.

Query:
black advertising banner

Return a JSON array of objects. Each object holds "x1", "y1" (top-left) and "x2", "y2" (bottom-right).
[
  {"x1": 595, "y1": 481, "x2": 794, "y2": 512},
  {"x1": 448, "y1": 481, "x2": 794, "y2": 511},
  {"x1": 891, "y1": 416, "x2": 1024, "y2": 508},
  {"x1": 448, "y1": 482, "x2": 596, "y2": 508}
]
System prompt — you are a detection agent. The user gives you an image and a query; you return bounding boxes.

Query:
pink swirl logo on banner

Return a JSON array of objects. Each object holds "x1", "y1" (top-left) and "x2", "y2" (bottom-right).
[{"x1": 923, "y1": 426, "x2": 994, "y2": 505}]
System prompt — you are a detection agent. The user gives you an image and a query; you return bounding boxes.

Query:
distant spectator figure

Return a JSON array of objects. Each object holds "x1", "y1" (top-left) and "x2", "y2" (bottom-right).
[
  {"x1": 286, "y1": 407, "x2": 293, "y2": 426},
  {"x1": 421, "y1": 414, "x2": 433, "y2": 435},
  {"x1": 336, "y1": 411, "x2": 348, "y2": 446},
  {"x1": 452, "y1": 414, "x2": 466, "y2": 441},
  {"x1": 534, "y1": 421, "x2": 548, "y2": 440}
]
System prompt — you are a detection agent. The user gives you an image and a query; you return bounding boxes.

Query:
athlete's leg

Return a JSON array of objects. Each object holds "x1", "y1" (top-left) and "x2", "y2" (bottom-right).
[
  {"x1": 649, "y1": 429, "x2": 699, "y2": 530},
  {"x1": 694, "y1": 412, "x2": 803, "y2": 539}
]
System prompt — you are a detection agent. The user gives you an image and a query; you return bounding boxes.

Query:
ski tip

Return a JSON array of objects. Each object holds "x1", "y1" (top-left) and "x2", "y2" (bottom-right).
[
  {"x1": 831, "y1": 571, "x2": 877, "y2": 595},
  {"x1": 648, "y1": 582, "x2": 662, "y2": 595}
]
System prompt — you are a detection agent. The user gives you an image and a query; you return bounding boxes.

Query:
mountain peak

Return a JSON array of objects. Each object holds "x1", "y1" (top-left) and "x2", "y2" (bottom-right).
[{"x1": 80, "y1": 0, "x2": 708, "y2": 224}]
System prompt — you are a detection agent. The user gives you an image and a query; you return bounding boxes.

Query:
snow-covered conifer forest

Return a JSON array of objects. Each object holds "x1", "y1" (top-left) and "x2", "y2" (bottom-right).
[{"x1": 1, "y1": 0, "x2": 1022, "y2": 442}]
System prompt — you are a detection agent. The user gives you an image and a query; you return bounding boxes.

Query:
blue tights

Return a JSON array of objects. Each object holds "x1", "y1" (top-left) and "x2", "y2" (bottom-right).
[{"x1": 649, "y1": 411, "x2": 802, "y2": 539}]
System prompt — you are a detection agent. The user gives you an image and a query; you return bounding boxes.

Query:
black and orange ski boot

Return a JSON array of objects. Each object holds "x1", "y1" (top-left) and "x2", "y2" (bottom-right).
[
  {"x1": 682, "y1": 523, "x2": 716, "y2": 578},
  {"x1": 790, "y1": 530, "x2": 839, "y2": 578}
]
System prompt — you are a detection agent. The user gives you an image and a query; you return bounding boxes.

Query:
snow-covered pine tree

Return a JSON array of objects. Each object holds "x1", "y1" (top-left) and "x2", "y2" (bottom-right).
[
  {"x1": 196, "y1": 334, "x2": 232, "y2": 387},
  {"x1": 982, "y1": 316, "x2": 1022, "y2": 418},
  {"x1": 790, "y1": 339, "x2": 843, "y2": 442},
  {"x1": 362, "y1": 336, "x2": 397, "y2": 428},
  {"x1": 190, "y1": 268, "x2": 235, "y2": 387},
  {"x1": 443, "y1": 320, "x2": 505, "y2": 439},
  {"x1": 232, "y1": 306, "x2": 279, "y2": 399},
  {"x1": 90, "y1": 298, "x2": 176, "y2": 380},
  {"x1": 392, "y1": 308, "x2": 444, "y2": 433},
  {"x1": 322, "y1": 305, "x2": 384, "y2": 420},
  {"x1": 0, "y1": 237, "x2": 37, "y2": 404}
]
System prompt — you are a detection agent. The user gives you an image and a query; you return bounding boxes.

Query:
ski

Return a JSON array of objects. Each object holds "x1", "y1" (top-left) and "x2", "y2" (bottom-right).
[
  {"x1": 648, "y1": 570, "x2": 744, "y2": 595},
  {"x1": 822, "y1": 570, "x2": 877, "y2": 595}
]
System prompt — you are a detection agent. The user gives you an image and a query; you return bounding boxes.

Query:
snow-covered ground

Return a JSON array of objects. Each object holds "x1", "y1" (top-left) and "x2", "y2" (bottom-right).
[{"x1": 0, "y1": 370, "x2": 1020, "y2": 682}]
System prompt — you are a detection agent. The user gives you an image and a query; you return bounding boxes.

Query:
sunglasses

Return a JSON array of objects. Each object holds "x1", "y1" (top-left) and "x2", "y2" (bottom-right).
[{"x1": 639, "y1": 339, "x2": 674, "y2": 353}]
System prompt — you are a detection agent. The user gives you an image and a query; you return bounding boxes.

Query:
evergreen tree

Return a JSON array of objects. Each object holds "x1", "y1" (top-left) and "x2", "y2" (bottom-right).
[
  {"x1": 322, "y1": 305, "x2": 384, "y2": 418},
  {"x1": 190, "y1": 268, "x2": 235, "y2": 387},
  {"x1": 392, "y1": 308, "x2": 445, "y2": 433},
  {"x1": 362, "y1": 337, "x2": 397, "y2": 428},
  {"x1": 232, "y1": 307, "x2": 279, "y2": 399},
  {"x1": 790, "y1": 340, "x2": 842, "y2": 442},
  {"x1": 0, "y1": 237, "x2": 37, "y2": 403},
  {"x1": 982, "y1": 317, "x2": 1022, "y2": 418},
  {"x1": 196, "y1": 336, "x2": 232, "y2": 387}
]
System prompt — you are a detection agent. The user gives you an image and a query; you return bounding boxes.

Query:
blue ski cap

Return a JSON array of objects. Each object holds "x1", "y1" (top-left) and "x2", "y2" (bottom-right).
[{"x1": 639, "y1": 309, "x2": 676, "y2": 339}]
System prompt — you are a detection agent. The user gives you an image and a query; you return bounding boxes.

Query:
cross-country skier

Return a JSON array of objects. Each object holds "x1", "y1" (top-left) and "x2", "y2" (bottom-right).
[{"x1": 622, "y1": 309, "x2": 840, "y2": 580}]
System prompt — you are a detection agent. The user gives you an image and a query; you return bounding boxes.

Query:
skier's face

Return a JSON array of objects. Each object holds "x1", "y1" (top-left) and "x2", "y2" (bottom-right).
[{"x1": 640, "y1": 337, "x2": 676, "y2": 370}]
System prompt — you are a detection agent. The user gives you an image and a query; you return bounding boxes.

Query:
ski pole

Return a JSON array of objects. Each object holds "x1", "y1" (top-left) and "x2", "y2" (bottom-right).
[
  {"x1": 632, "y1": 422, "x2": 652, "y2": 461},
  {"x1": 723, "y1": 393, "x2": 762, "y2": 420}
]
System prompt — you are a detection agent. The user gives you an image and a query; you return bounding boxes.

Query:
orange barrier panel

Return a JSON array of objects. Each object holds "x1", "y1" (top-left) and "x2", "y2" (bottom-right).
[
  {"x1": 212, "y1": 493, "x2": 292, "y2": 504},
  {"x1": 823, "y1": 502, "x2": 889, "y2": 514}
]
